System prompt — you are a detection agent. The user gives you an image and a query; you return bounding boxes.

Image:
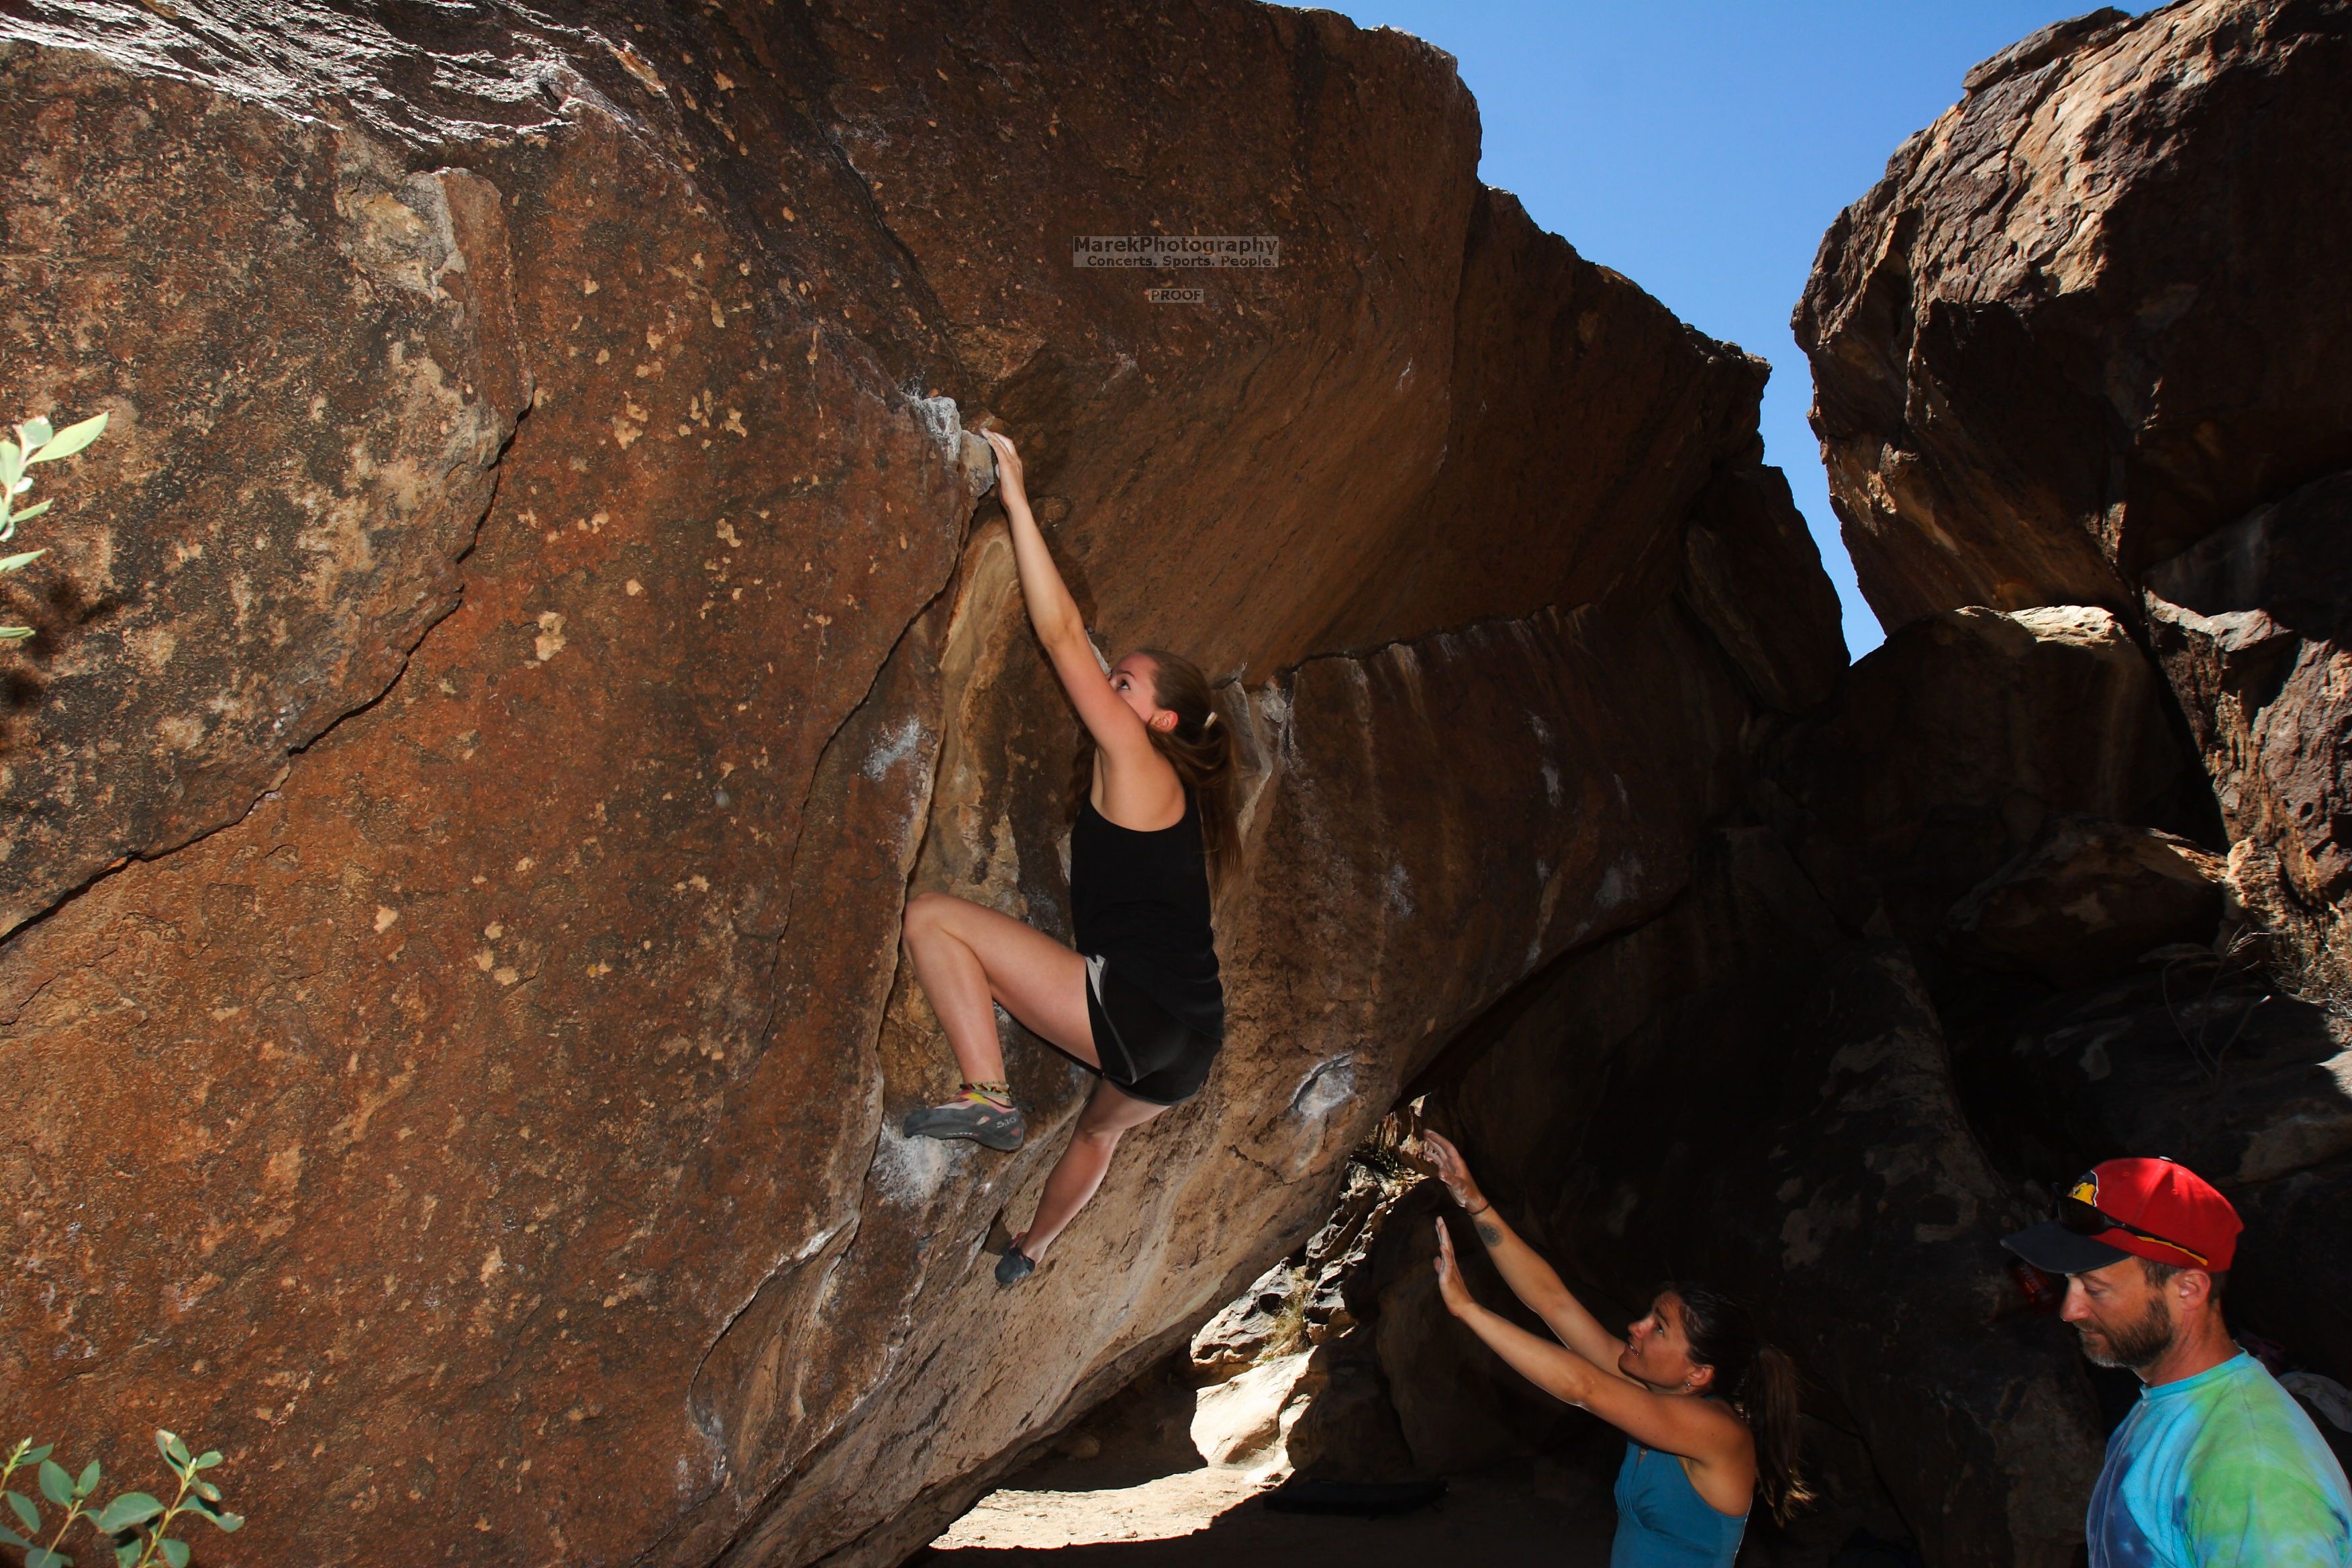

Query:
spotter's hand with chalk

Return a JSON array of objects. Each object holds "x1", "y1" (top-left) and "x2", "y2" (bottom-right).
[{"x1": 1417, "y1": 1127, "x2": 1492, "y2": 1218}]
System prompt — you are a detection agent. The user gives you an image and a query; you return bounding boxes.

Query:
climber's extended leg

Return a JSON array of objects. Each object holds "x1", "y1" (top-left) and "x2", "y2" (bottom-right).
[
  {"x1": 1002, "y1": 1077, "x2": 1168, "y2": 1280},
  {"x1": 900, "y1": 891, "x2": 1093, "y2": 1150}
]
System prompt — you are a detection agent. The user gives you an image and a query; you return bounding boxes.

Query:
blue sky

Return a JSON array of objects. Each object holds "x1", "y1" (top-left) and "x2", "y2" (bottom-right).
[{"x1": 1316, "y1": 1, "x2": 2122, "y2": 656}]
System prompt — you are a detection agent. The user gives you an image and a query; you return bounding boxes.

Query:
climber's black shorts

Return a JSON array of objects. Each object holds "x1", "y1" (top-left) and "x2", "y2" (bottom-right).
[{"x1": 1081, "y1": 952, "x2": 1222, "y2": 1106}]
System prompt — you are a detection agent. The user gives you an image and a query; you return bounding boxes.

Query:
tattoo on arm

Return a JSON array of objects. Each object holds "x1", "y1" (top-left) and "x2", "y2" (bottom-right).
[{"x1": 1475, "y1": 1219, "x2": 1503, "y2": 1248}]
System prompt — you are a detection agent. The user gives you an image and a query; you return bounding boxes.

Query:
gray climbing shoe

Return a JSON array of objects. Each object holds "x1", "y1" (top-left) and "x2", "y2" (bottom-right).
[
  {"x1": 903, "y1": 1087, "x2": 1026, "y2": 1152},
  {"x1": 995, "y1": 1242, "x2": 1036, "y2": 1287}
]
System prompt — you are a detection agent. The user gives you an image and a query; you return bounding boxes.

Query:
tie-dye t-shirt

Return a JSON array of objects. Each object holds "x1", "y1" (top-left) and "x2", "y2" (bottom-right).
[{"x1": 2089, "y1": 1350, "x2": 2352, "y2": 1567}]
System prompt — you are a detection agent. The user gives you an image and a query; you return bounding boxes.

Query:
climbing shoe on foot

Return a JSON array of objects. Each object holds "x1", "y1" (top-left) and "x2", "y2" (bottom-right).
[
  {"x1": 902, "y1": 1083, "x2": 1026, "y2": 1151},
  {"x1": 995, "y1": 1243, "x2": 1036, "y2": 1287}
]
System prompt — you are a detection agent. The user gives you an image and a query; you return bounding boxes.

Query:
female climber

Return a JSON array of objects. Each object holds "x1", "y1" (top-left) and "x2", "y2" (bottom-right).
[
  {"x1": 899, "y1": 426, "x2": 1233, "y2": 1288},
  {"x1": 1420, "y1": 1128, "x2": 1810, "y2": 1566}
]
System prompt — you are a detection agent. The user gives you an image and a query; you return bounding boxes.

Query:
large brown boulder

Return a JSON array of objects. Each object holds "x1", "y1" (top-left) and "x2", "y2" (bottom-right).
[
  {"x1": 0, "y1": 5, "x2": 1839, "y2": 1565},
  {"x1": 1776, "y1": 603, "x2": 2190, "y2": 947},
  {"x1": 2147, "y1": 471, "x2": 2352, "y2": 999},
  {"x1": 0, "y1": 72, "x2": 530, "y2": 937},
  {"x1": 1794, "y1": 0, "x2": 2352, "y2": 633},
  {"x1": 1941, "y1": 816, "x2": 2226, "y2": 988}
]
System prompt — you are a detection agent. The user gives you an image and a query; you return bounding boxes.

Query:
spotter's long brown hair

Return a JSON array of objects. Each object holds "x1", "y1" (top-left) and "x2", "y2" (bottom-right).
[
  {"x1": 1666, "y1": 1282, "x2": 1813, "y2": 1526},
  {"x1": 1067, "y1": 647, "x2": 1237, "y2": 895}
]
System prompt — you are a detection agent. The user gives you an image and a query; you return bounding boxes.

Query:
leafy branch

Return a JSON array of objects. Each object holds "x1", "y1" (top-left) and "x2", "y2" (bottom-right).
[
  {"x1": 0, "y1": 409, "x2": 109, "y2": 642},
  {"x1": 0, "y1": 1431, "x2": 242, "y2": 1568}
]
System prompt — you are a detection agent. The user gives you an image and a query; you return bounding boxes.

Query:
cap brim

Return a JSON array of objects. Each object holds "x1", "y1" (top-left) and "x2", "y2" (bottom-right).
[{"x1": 2002, "y1": 1220, "x2": 2132, "y2": 1275}]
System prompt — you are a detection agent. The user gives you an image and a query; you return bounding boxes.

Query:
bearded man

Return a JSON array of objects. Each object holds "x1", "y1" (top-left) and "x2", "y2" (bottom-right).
[{"x1": 2004, "y1": 1156, "x2": 2352, "y2": 1567}]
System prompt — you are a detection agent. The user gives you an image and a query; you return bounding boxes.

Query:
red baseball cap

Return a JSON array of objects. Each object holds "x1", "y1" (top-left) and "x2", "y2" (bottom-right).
[{"x1": 2002, "y1": 1157, "x2": 2243, "y2": 1275}]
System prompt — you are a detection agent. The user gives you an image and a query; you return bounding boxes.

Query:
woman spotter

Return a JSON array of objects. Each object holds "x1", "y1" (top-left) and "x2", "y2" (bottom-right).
[{"x1": 1422, "y1": 1128, "x2": 1810, "y2": 1566}]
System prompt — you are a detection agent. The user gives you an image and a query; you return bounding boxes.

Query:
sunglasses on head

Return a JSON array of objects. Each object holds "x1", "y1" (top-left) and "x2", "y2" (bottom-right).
[{"x1": 2056, "y1": 1193, "x2": 2208, "y2": 1267}]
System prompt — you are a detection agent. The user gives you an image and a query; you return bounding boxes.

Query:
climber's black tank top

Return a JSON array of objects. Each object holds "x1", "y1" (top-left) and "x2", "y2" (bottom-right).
[{"x1": 1069, "y1": 785, "x2": 1224, "y2": 1044}]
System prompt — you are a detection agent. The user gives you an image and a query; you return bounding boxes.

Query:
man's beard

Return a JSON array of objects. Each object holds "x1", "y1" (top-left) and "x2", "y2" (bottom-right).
[{"x1": 2079, "y1": 1294, "x2": 2176, "y2": 1371}]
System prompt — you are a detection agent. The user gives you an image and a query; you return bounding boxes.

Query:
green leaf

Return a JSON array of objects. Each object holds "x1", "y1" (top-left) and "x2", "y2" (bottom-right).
[
  {"x1": 38, "y1": 1459, "x2": 72, "y2": 1506},
  {"x1": 17, "y1": 418, "x2": 52, "y2": 454},
  {"x1": 160, "y1": 1538, "x2": 191, "y2": 1568},
  {"x1": 160, "y1": 1433, "x2": 189, "y2": 1471},
  {"x1": 0, "y1": 1522, "x2": 26, "y2": 1547},
  {"x1": 0, "y1": 549, "x2": 49, "y2": 574},
  {"x1": 0, "y1": 443, "x2": 21, "y2": 492},
  {"x1": 7, "y1": 1489, "x2": 40, "y2": 1530},
  {"x1": 26, "y1": 411, "x2": 105, "y2": 464},
  {"x1": 0, "y1": 626, "x2": 36, "y2": 640},
  {"x1": 186, "y1": 1493, "x2": 242, "y2": 1531},
  {"x1": 189, "y1": 1479, "x2": 218, "y2": 1503},
  {"x1": 22, "y1": 1445, "x2": 53, "y2": 1467},
  {"x1": 93, "y1": 1493, "x2": 162, "y2": 1533},
  {"x1": 111, "y1": 1540, "x2": 139, "y2": 1568},
  {"x1": 26, "y1": 1547, "x2": 72, "y2": 1568},
  {"x1": 190, "y1": 1453, "x2": 220, "y2": 1471},
  {"x1": 8, "y1": 499, "x2": 52, "y2": 527},
  {"x1": 75, "y1": 1459, "x2": 101, "y2": 1497}
]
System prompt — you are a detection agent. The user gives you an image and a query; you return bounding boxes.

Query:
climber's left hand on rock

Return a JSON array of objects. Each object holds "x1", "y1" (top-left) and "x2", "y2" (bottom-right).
[{"x1": 980, "y1": 428, "x2": 1028, "y2": 501}]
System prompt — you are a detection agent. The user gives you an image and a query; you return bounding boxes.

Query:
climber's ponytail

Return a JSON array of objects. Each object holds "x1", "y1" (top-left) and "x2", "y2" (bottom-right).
[
  {"x1": 1066, "y1": 647, "x2": 1237, "y2": 894},
  {"x1": 1666, "y1": 1283, "x2": 1814, "y2": 1526}
]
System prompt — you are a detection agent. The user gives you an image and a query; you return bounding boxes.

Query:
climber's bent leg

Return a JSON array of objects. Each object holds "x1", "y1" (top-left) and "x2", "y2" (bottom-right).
[
  {"x1": 1014, "y1": 1077, "x2": 1167, "y2": 1267},
  {"x1": 902, "y1": 891, "x2": 1094, "y2": 1069},
  {"x1": 901, "y1": 892, "x2": 1091, "y2": 1150}
]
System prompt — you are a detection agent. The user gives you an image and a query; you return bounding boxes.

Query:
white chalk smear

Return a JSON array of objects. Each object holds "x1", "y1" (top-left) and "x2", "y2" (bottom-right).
[{"x1": 869, "y1": 1121, "x2": 954, "y2": 1208}]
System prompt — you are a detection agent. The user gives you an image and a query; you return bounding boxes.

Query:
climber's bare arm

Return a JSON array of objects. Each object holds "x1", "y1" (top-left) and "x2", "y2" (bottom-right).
[
  {"x1": 981, "y1": 429, "x2": 1167, "y2": 786},
  {"x1": 1419, "y1": 1129, "x2": 1630, "y2": 1373},
  {"x1": 1434, "y1": 1221, "x2": 1745, "y2": 1470}
]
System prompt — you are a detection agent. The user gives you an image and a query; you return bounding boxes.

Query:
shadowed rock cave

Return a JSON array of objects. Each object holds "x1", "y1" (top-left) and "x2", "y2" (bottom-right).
[{"x1": 0, "y1": 4, "x2": 2347, "y2": 1567}]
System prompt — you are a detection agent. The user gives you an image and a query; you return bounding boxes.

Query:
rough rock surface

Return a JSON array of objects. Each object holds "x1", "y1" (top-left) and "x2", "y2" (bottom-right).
[
  {"x1": 0, "y1": 5, "x2": 1838, "y2": 1567},
  {"x1": 0, "y1": 45, "x2": 530, "y2": 936},
  {"x1": 1798, "y1": 0, "x2": 2352, "y2": 1022},
  {"x1": 2146, "y1": 472, "x2": 2352, "y2": 999},
  {"x1": 1941, "y1": 816, "x2": 2226, "y2": 988},
  {"x1": 1189, "y1": 1152, "x2": 1405, "y2": 1381},
  {"x1": 1796, "y1": 0, "x2": 2352, "y2": 632},
  {"x1": 1775, "y1": 603, "x2": 2190, "y2": 947}
]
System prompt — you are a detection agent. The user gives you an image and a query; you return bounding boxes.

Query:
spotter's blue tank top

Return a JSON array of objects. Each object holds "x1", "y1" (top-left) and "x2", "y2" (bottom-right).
[{"x1": 1611, "y1": 1436, "x2": 1749, "y2": 1568}]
